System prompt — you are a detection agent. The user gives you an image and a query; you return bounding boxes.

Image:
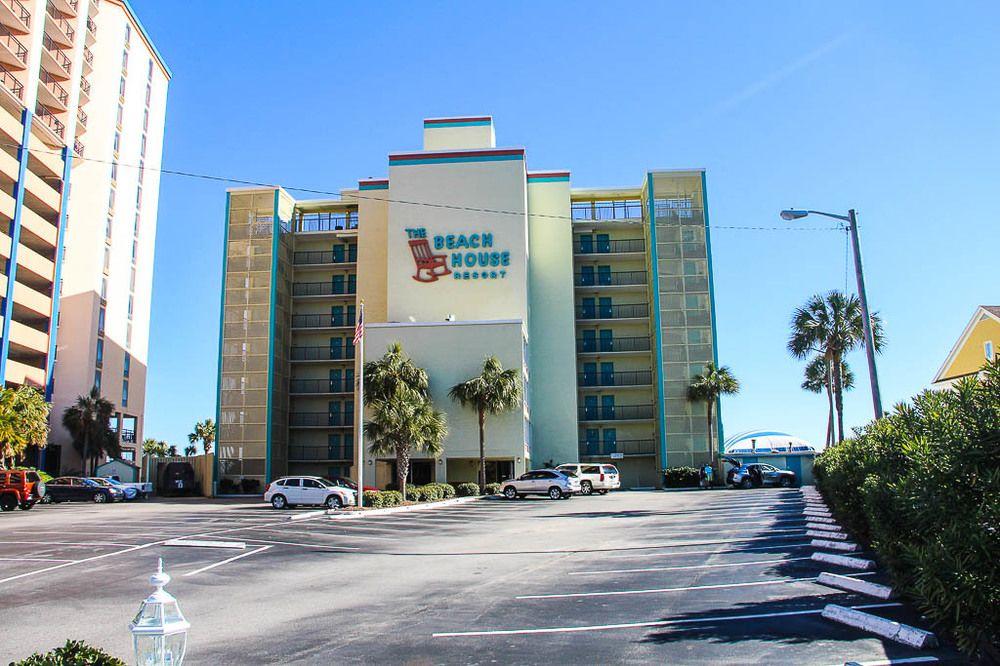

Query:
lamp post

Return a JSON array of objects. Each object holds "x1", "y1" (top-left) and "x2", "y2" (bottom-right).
[
  {"x1": 129, "y1": 558, "x2": 189, "y2": 665},
  {"x1": 780, "y1": 208, "x2": 883, "y2": 419}
]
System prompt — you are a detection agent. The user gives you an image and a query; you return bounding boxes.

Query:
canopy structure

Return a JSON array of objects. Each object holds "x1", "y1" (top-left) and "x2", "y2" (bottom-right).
[{"x1": 724, "y1": 429, "x2": 818, "y2": 455}]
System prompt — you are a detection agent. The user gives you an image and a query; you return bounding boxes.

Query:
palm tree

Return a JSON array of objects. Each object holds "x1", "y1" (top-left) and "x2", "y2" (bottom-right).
[
  {"x1": 183, "y1": 444, "x2": 197, "y2": 457},
  {"x1": 0, "y1": 386, "x2": 50, "y2": 468},
  {"x1": 166, "y1": 444, "x2": 178, "y2": 457},
  {"x1": 449, "y1": 356, "x2": 522, "y2": 490},
  {"x1": 187, "y1": 419, "x2": 216, "y2": 455},
  {"x1": 363, "y1": 387, "x2": 447, "y2": 499},
  {"x1": 141, "y1": 438, "x2": 168, "y2": 482},
  {"x1": 364, "y1": 342, "x2": 430, "y2": 403},
  {"x1": 62, "y1": 387, "x2": 117, "y2": 475},
  {"x1": 789, "y1": 291, "x2": 884, "y2": 443},
  {"x1": 802, "y1": 356, "x2": 855, "y2": 447},
  {"x1": 687, "y1": 363, "x2": 740, "y2": 466}
]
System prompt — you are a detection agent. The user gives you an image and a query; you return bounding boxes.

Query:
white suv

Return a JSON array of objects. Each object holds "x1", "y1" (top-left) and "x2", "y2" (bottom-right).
[
  {"x1": 556, "y1": 463, "x2": 621, "y2": 495},
  {"x1": 264, "y1": 476, "x2": 356, "y2": 509},
  {"x1": 501, "y1": 469, "x2": 580, "y2": 500}
]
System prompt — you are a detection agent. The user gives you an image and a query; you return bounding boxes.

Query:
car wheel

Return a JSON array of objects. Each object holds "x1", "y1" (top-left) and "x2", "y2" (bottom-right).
[
  {"x1": 503, "y1": 486, "x2": 518, "y2": 500},
  {"x1": 0, "y1": 495, "x2": 16, "y2": 511},
  {"x1": 93, "y1": 492, "x2": 107, "y2": 504},
  {"x1": 325, "y1": 495, "x2": 343, "y2": 509},
  {"x1": 780, "y1": 476, "x2": 793, "y2": 488},
  {"x1": 580, "y1": 481, "x2": 593, "y2": 496},
  {"x1": 547, "y1": 486, "x2": 562, "y2": 500},
  {"x1": 271, "y1": 494, "x2": 288, "y2": 509},
  {"x1": 740, "y1": 478, "x2": 752, "y2": 489}
]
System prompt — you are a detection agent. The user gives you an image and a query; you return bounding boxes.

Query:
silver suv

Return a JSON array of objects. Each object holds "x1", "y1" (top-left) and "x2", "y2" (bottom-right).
[
  {"x1": 501, "y1": 469, "x2": 580, "y2": 500},
  {"x1": 556, "y1": 463, "x2": 621, "y2": 495}
]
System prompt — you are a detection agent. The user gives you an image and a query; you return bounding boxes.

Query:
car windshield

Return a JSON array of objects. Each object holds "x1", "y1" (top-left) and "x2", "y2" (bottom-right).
[
  {"x1": 104, "y1": 478, "x2": 123, "y2": 486},
  {"x1": 82, "y1": 479, "x2": 100, "y2": 487},
  {"x1": 558, "y1": 470, "x2": 577, "y2": 477}
]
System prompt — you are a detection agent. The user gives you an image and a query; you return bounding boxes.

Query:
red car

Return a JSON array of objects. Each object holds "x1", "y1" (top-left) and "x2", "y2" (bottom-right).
[{"x1": 0, "y1": 469, "x2": 46, "y2": 511}]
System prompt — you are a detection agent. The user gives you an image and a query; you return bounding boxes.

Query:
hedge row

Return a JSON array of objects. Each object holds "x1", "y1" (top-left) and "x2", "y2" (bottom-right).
[
  {"x1": 813, "y1": 359, "x2": 1000, "y2": 659},
  {"x1": 483, "y1": 482, "x2": 501, "y2": 495},
  {"x1": 662, "y1": 466, "x2": 701, "y2": 488},
  {"x1": 13, "y1": 639, "x2": 126, "y2": 665}
]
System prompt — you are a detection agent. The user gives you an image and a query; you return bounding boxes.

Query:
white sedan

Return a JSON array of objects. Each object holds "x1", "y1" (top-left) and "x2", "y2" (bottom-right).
[
  {"x1": 264, "y1": 476, "x2": 356, "y2": 509},
  {"x1": 501, "y1": 469, "x2": 580, "y2": 500}
]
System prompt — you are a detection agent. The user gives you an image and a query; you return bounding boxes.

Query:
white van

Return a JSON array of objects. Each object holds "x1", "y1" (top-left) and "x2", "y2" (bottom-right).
[{"x1": 555, "y1": 464, "x2": 621, "y2": 495}]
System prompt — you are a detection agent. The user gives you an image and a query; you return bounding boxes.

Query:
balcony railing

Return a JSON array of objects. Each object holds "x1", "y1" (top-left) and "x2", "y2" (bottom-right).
[
  {"x1": 576, "y1": 302, "x2": 649, "y2": 320},
  {"x1": 121, "y1": 429, "x2": 136, "y2": 443},
  {"x1": 579, "y1": 439, "x2": 656, "y2": 456},
  {"x1": 576, "y1": 336, "x2": 651, "y2": 353},
  {"x1": 85, "y1": 15, "x2": 95, "y2": 36},
  {"x1": 578, "y1": 370, "x2": 654, "y2": 387},
  {"x1": 0, "y1": 64, "x2": 22, "y2": 99},
  {"x1": 572, "y1": 200, "x2": 644, "y2": 222},
  {"x1": 289, "y1": 412, "x2": 355, "y2": 428},
  {"x1": 288, "y1": 445, "x2": 355, "y2": 462},
  {"x1": 77, "y1": 106, "x2": 87, "y2": 126},
  {"x1": 292, "y1": 282, "x2": 357, "y2": 297},
  {"x1": 2, "y1": 0, "x2": 31, "y2": 28},
  {"x1": 293, "y1": 249, "x2": 358, "y2": 265},
  {"x1": 41, "y1": 33, "x2": 71, "y2": 73},
  {"x1": 45, "y1": 5, "x2": 74, "y2": 41},
  {"x1": 290, "y1": 346, "x2": 355, "y2": 361},
  {"x1": 574, "y1": 270, "x2": 647, "y2": 287},
  {"x1": 73, "y1": 137, "x2": 83, "y2": 155},
  {"x1": 578, "y1": 404, "x2": 655, "y2": 421},
  {"x1": 79, "y1": 75, "x2": 90, "y2": 96},
  {"x1": 82, "y1": 45, "x2": 93, "y2": 66},
  {"x1": 39, "y1": 69, "x2": 68, "y2": 106},
  {"x1": 34, "y1": 104, "x2": 64, "y2": 138},
  {"x1": 290, "y1": 313, "x2": 352, "y2": 328},
  {"x1": 574, "y1": 239, "x2": 645, "y2": 254},
  {"x1": 0, "y1": 24, "x2": 28, "y2": 64},
  {"x1": 289, "y1": 378, "x2": 354, "y2": 394},
  {"x1": 295, "y1": 212, "x2": 358, "y2": 233}
]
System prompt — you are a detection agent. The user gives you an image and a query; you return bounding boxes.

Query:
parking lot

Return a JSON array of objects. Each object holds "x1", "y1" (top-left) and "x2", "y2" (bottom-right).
[{"x1": 0, "y1": 489, "x2": 957, "y2": 664}]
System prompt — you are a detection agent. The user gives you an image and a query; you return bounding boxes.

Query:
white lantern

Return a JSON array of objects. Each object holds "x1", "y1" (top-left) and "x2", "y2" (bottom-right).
[{"x1": 129, "y1": 558, "x2": 189, "y2": 665}]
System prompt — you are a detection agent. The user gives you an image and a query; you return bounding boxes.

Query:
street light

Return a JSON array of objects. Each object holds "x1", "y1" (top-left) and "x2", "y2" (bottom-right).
[
  {"x1": 129, "y1": 558, "x2": 189, "y2": 665},
  {"x1": 780, "y1": 208, "x2": 884, "y2": 420}
]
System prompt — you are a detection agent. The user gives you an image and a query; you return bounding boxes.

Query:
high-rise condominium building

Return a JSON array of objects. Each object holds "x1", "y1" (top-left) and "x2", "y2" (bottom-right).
[
  {"x1": 0, "y1": 0, "x2": 169, "y2": 472},
  {"x1": 216, "y1": 116, "x2": 720, "y2": 493}
]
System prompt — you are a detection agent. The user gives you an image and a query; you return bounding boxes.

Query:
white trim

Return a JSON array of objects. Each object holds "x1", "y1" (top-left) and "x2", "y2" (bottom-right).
[
  {"x1": 366, "y1": 319, "x2": 523, "y2": 330},
  {"x1": 933, "y1": 306, "x2": 1000, "y2": 383}
]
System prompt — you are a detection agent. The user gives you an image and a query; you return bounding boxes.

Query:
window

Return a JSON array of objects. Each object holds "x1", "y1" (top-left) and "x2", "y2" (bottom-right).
[
  {"x1": 110, "y1": 162, "x2": 118, "y2": 183},
  {"x1": 97, "y1": 307, "x2": 106, "y2": 334},
  {"x1": 121, "y1": 449, "x2": 135, "y2": 462},
  {"x1": 124, "y1": 24, "x2": 132, "y2": 45},
  {"x1": 282, "y1": 478, "x2": 300, "y2": 487},
  {"x1": 95, "y1": 339, "x2": 104, "y2": 366},
  {"x1": 131, "y1": 239, "x2": 138, "y2": 262},
  {"x1": 987, "y1": 341, "x2": 995, "y2": 361},
  {"x1": 142, "y1": 109, "x2": 149, "y2": 131},
  {"x1": 127, "y1": 295, "x2": 133, "y2": 319},
  {"x1": 116, "y1": 104, "x2": 124, "y2": 128},
  {"x1": 303, "y1": 479, "x2": 322, "y2": 489},
  {"x1": 103, "y1": 246, "x2": 110, "y2": 273},
  {"x1": 113, "y1": 131, "x2": 121, "y2": 154},
  {"x1": 122, "y1": 380, "x2": 129, "y2": 407},
  {"x1": 121, "y1": 50, "x2": 129, "y2": 72},
  {"x1": 147, "y1": 58, "x2": 154, "y2": 78},
  {"x1": 119, "y1": 77, "x2": 126, "y2": 97},
  {"x1": 140, "y1": 134, "x2": 147, "y2": 157},
  {"x1": 136, "y1": 187, "x2": 142, "y2": 208},
  {"x1": 145, "y1": 83, "x2": 151, "y2": 105},
  {"x1": 138, "y1": 160, "x2": 145, "y2": 184},
  {"x1": 123, "y1": 353, "x2": 131, "y2": 377},
  {"x1": 100, "y1": 278, "x2": 108, "y2": 301},
  {"x1": 105, "y1": 217, "x2": 113, "y2": 240},
  {"x1": 108, "y1": 188, "x2": 116, "y2": 211},
  {"x1": 94, "y1": 369, "x2": 102, "y2": 390}
]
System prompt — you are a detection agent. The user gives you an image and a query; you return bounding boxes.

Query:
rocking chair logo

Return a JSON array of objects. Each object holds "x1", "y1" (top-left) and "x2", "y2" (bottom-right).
[{"x1": 405, "y1": 227, "x2": 510, "y2": 283}]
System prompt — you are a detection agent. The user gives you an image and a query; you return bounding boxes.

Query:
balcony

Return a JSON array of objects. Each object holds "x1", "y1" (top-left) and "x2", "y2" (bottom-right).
[
  {"x1": 289, "y1": 378, "x2": 354, "y2": 394},
  {"x1": 295, "y1": 212, "x2": 358, "y2": 233},
  {"x1": 579, "y1": 439, "x2": 656, "y2": 457},
  {"x1": 81, "y1": 44, "x2": 93, "y2": 71},
  {"x1": 290, "y1": 313, "x2": 353, "y2": 329},
  {"x1": 289, "y1": 412, "x2": 354, "y2": 428},
  {"x1": 573, "y1": 238, "x2": 645, "y2": 255},
  {"x1": 578, "y1": 404, "x2": 655, "y2": 422},
  {"x1": 290, "y1": 346, "x2": 355, "y2": 362},
  {"x1": 0, "y1": 0, "x2": 31, "y2": 34},
  {"x1": 85, "y1": 14, "x2": 95, "y2": 42},
  {"x1": 37, "y1": 69, "x2": 68, "y2": 110},
  {"x1": 572, "y1": 200, "x2": 644, "y2": 224},
  {"x1": 78, "y1": 75, "x2": 90, "y2": 101},
  {"x1": 292, "y1": 282, "x2": 357, "y2": 298},
  {"x1": 121, "y1": 429, "x2": 136, "y2": 444},
  {"x1": 578, "y1": 370, "x2": 654, "y2": 388},
  {"x1": 73, "y1": 137, "x2": 82, "y2": 156},
  {"x1": 33, "y1": 104, "x2": 64, "y2": 140},
  {"x1": 575, "y1": 303, "x2": 649, "y2": 321},
  {"x1": 0, "y1": 24, "x2": 28, "y2": 69},
  {"x1": 574, "y1": 270, "x2": 647, "y2": 288},
  {"x1": 0, "y1": 63, "x2": 21, "y2": 99},
  {"x1": 576, "y1": 336, "x2": 651, "y2": 354},
  {"x1": 40, "y1": 34, "x2": 71, "y2": 78},
  {"x1": 51, "y1": 0, "x2": 77, "y2": 16},
  {"x1": 44, "y1": 5, "x2": 74, "y2": 47},
  {"x1": 288, "y1": 445, "x2": 354, "y2": 462},
  {"x1": 76, "y1": 106, "x2": 87, "y2": 130},
  {"x1": 293, "y1": 249, "x2": 358, "y2": 266}
]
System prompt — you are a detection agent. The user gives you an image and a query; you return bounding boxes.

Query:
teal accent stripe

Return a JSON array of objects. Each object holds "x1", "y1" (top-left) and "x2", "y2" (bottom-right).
[
  {"x1": 527, "y1": 176, "x2": 570, "y2": 183},
  {"x1": 44, "y1": 147, "x2": 72, "y2": 402},
  {"x1": 359, "y1": 183, "x2": 389, "y2": 191},
  {"x1": 647, "y1": 173, "x2": 669, "y2": 470},
  {"x1": 702, "y1": 171, "x2": 724, "y2": 452},
  {"x1": 424, "y1": 120, "x2": 491, "y2": 128},
  {"x1": 213, "y1": 193, "x2": 232, "y2": 495},
  {"x1": 264, "y1": 189, "x2": 280, "y2": 483},
  {"x1": 391, "y1": 154, "x2": 524, "y2": 166}
]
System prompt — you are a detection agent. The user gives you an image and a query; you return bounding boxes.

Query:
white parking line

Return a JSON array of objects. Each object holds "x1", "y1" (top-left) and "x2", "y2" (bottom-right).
[
  {"x1": 570, "y1": 556, "x2": 813, "y2": 575},
  {"x1": 516, "y1": 572, "x2": 875, "y2": 600},
  {"x1": 0, "y1": 540, "x2": 133, "y2": 547},
  {"x1": 432, "y1": 601, "x2": 902, "y2": 637},
  {"x1": 0, "y1": 557, "x2": 76, "y2": 562},
  {"x1": 601, "y1": 541, "x2": 814, "y2": 560},
  {"x1": 231, "y1": 537, "x2": 359, "y2": 551},
  {"x1": 823, "y1": 657, "x2": 938, "y2": 666},
  {"x1": 0, "y1": 542, "x2": 157, "y2": 585},
  {"x1": 184, "y1": 545, "x2": 271, "y2": 577}
]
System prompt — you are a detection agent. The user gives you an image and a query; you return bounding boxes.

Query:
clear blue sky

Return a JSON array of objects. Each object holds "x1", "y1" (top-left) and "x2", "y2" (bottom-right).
[{"x1": 133, "y1": 0, "x2": 999, "y2": 450}]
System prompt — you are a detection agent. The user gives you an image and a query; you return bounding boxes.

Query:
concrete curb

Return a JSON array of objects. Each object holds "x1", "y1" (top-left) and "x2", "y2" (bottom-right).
[
  {"x1": 806, "y1": 516, "x2": 839, "y2": 524},
  {"x1": 327, "y1": 495, "x2": 482, "y2": 519},
  {"x1": 821, "y1": 604, "x2": 937, "y2": 649},
  {"x1": 287, "y1": 510, "x2": 326, "y2": 521},
  {"x1": 817, "y1": 572, "x2": 894, "y2": 600},
  {"x1": 811, "y1": 538, "x2": 859, "y2": 552},
  {"x1": 804, "y1": 510, "x2": 832, "y2": 518},
  {"x1": 812, "y1": 551, "x2": 875, "y2": 570},
  {"x1": 807, "y1": 529, "x2": 849, "y2": 540},
  {"x1": 805, "y1": 522, "x2": 842, "y2": 532}
]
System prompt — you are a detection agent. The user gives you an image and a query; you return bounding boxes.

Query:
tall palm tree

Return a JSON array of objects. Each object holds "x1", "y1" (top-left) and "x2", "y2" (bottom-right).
[
  {"x1": 364, "y1": 342, "x2": 430, "y2": 403},
  {"x1": 788, "y1": 291, "x2": 884, "y2": 443},
  {"x1": 802, "y1": 356, "x2": 855, "y2": 447},
  {"x1": 449, "y1": 356, "x2": 522, "y2": 490},
  {"x1": 687, "y1": 363, "x2": 740, "y2": 465},
  {"x1": 363, "y1": 386, "x2": 447, "y2": 499},
  {"x1": 62, "y1": 387, "x2": 117, "y2": 475},
  {"x1": 187, "y1": 419, "x2": 216, "y2": 455},
  {"x1": 141, "y1": 438, "x2": 169, "y2": 482},
  {"x1": 184, "y1": 444, "x2": 197, "y2": 457},
  {"x1": 166, "y1": 444, "x2": 178, "y2": 457}
]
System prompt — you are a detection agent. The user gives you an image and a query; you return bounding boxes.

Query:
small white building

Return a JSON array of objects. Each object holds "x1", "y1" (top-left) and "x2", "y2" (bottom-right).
[{"x1": 94, "y1": 458, "x2": 141, "y2": 483}]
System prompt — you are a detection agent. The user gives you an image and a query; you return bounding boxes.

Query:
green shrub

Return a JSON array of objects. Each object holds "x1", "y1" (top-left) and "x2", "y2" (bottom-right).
[
  {"x1": 12, "y1": 639, "x2": 126, "y2": 665},
  {"x1": 405, "y1": 486, "x2": 425, "y2": 502},
  {"x1": 662, "y1": 466, "x2": 701, "y2": 488},
  {"x1": 13, "y1": 467, "x2": 52, "y2": 483},
  {"x1": 380, "y1": 490, "x2": 403, "y2": 507},
  {"x1": 483, "y1": 482, "x2": 501, "y2": 495},
  {"x1": 455, "y1": 482, "x2": 479, "y2": 497},
  {"x1": 362, "y1": 490, "x2": 382, "y2": 508},
  {"x1": 437, "y1": 483, "x2": 456, "y2": 499},
  {"x1": 419, "y1": 484, "x2": 443, "y2": 502},
  {"x1": 814, "y1": 359, "x2": 1000, "y2": 659},
  {"x1": 362, "y1": 490, "x2": 403, "y2": 508}
]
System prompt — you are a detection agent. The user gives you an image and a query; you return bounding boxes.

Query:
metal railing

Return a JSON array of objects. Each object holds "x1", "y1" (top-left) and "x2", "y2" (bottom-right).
[
  {"x1": 289, "y1": 378, "x2": 354, "y2": 394},
  {"x1": 292, "y1": 282, "x2": 357, "y2": 297},
  {"x1": 293, "y1": 249, "x2": 357, "y2": 265},
  {"x1": 85, "y1": 15, "x2": 95, "y2": 36},
  {"x1": 34, "y1": 104, "x2": 64, "y2": 138},
  {"x1": 73, "y1": 138, "x2": 83, "y2": 156},
  {"x1": 290, "y1": 346, "x2": 355, "y2": 361},
  {"x1": 575, "y1": 303, "x2": 649, "y2": 320},
  {"x1": 77, "y1": 106, "x2": 87, "y2": 126},
  {"x1": 2, "y1": 0, "x2": 30, "y2": 27},
  {"x1": 41, "y1": 33, "x2": 71, "y2": 72},
  {"x1": 288, "y1": 445, "x2": 355, "y2": 462},
  {"x1": 576, "y1": 336, "x2": 651, "y2": 353},
  {"x1": 82, "y1": 45, "x2": 93, "y2": 66},
  {"x1": 578, "y1": 370, "x2": 653, "y2": 387},
  {"x1": 573, "y1": 239, "x2": 645, "y2": 254},
  {"x1": 79, "y1": 76, "x2": 90, "y2": 96},
  {"x1": 579, "y1": 439, "x2": 656, "y2": 456},
  {"x1": 572, "y1": 200, "x2": 644, "y2": 222},
  {"x1": 296, "y1": 212, "x2": 358, "y2": 232},
  {"x1": 578, "y1": 404, "x2": 655, "y2": 421},
  {"x1": 0, "y1": 24, "x2": 28, "y2": 64},
  {"x1": 574, "y1": 270, "x2": 647, "y2": 287},
  {"x1": 45, "y1": 4, "x2": 74, "y2": 41},
  {"x1": 39, "y1": 69, "x2": 68, "y2": 105},
  {"x1": 289, "y1": 412, "x2": 354, "y2": 427},
  {"x1": 290, "y1": 313, "x2": 352, "y2": 328},
  {"x1": 0, "y1": 65, "x2": 22, "y2": 99},
  {"x1": 121, "y1": 429, "x2": 136, "y2": 443}
]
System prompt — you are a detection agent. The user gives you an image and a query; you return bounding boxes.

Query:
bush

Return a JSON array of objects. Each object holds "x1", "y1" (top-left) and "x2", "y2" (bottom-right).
[
  {"x1": 380, "y1": 490, "x2": 403, "y2": 507},
  {"x1": 13, "y1": 467, "x2": 52, "y2": 483},
  {"x1": 455, "y1": 482, "x2": 479, "y2": 497},
  {"x1": 405, "y1": 486, "x2": 424, "y2": 502},
  {"x1": 813, "y1": 359, "x2": 1000, "y2": 659},
  {"x1": 662, "y1": 466, "x2": 701, "y2": 488},
  {"x1": 483, "y1": 482, "x2": 501, "y2": 495},
  {"x1": 361, "y1": 490, "x2": 403, "y2": 509},
  {"x1": 419, "y1": 484, "x2": 443, "y2": 502},
  {"x1": 12, "y1": 639, "x2": 126, "y2": 665},
  {"x1": 437, "y1": 483, "x2": 456, "y2": 499}
]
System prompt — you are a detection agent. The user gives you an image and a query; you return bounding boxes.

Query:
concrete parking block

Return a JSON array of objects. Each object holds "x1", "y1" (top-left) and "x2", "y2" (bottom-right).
[
  {"x1": 807, "y1": 529, "x2": 849, "y2": 540},
  {"x1": 812, "y1": 552, "x2": 875, "y2": 570},
  {"x1": 807, "y1": 516, "x2": 839, "y2": 524},
  {"x1": 817, "y1": 572, "x2": 894, "y2": 600},
  {"x1": 821, "y1": 604, "x2": 938, "y2": 649},
  {"x1": 811, "y1": 539, "x2": 859, "y2": 552},
  {"x1": 806, "y1": 522, "x2": 842, "y2": 532},
  {"x1": 804, "y1": 510, "x2": 833, "y2": 518}
]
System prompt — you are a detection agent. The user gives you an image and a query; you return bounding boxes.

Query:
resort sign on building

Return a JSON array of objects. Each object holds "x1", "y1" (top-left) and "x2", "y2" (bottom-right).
[{"x1": 405, "y1": 227, "x2": 511, "y2": 283}]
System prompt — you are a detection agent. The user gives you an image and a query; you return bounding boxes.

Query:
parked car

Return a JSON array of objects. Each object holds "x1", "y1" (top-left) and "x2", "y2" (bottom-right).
[
  {"x1": 729, "y1": 463, "x2": 797, "y2": 488},
  {"x1": 264, "y1": 476, "x2": 357, "y2": 509},
  {"x1": 105, "y1": 475, "x2": 153, "y2": 499},
  {"x1": 325, "y1": 476, "x2": 378, "y2": 492},
  {"x1": 97, "y1": 477, "x2": 138, "y2": 500},
  {"x1": 501, "y1": 469, "x2": 580, "y2": 500},
  {"x1": 46, "y1": 477, "x2": 124, "y2": 503},
  {"x1": 555, "y1": 463, "x2": 621, "y2": 495},
  {"x1": 0, "y1": 469, "x2": 46, "y2": 511}
]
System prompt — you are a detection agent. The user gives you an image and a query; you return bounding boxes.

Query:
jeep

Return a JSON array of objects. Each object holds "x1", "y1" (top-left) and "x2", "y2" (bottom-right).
[{"x1": 0, "y1": 469, "x2": 46, "y2": 511}]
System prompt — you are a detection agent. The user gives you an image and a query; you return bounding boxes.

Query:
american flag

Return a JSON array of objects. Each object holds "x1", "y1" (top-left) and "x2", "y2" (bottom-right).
[{"x1": 353, "y1": 302, "x2": 364, "y2": 345}]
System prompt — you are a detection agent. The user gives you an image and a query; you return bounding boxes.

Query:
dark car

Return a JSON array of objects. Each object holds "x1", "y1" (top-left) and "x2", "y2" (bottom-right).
[
  {"x1": 46, "y1": 477, "x2": 124, "y2": 503},
  {"x1": 730, "y1": 463, "x2": 797, "y2": 489}
]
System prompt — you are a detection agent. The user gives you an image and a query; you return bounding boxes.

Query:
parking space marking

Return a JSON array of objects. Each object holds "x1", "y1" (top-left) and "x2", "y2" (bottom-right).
[
  {"x1": 822, "y1": 658, "x2": 938, "y2": 666},
  {"x1": 569, "y1": 556, "x2": 814, "y2": 575},
  {"x1": 431, "y1": 601, "x2": 902, "y2": 638},
  {"x1": 515, "y1": 572, "x2": 876, "y2": 600},
  {"x1": 230, "y1": 537, "x2": 359, "y2": 551},
  {"x1": 0, "y1": 542, "x2": 157, "y2": 586},
  {"x1": 0, "y1": 557, "x2": 76, "y2": 562},
  {"x1": 0, "y1": 540, "x2": 134, "y2": 547},
  {"x1": 601, "y1": 541, "x2": 814, "y2": 560},
  {"x1": 184, "y1": 545, "x2": 271, "y2": 577}
]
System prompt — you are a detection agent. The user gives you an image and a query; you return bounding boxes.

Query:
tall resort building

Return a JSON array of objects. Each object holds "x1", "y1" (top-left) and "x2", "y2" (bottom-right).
[
  {"x1": 0, "y1": 0, "x2": 169, "y2": 472},
  {"x1": 216, "y1": 116, "x2": 720, "y2": 493}
]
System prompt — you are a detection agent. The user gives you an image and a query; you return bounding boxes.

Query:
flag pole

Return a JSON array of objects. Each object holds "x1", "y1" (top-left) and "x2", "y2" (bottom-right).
[{"x1": 355, "y1": 300, "x2": 364, "y2": 508}]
